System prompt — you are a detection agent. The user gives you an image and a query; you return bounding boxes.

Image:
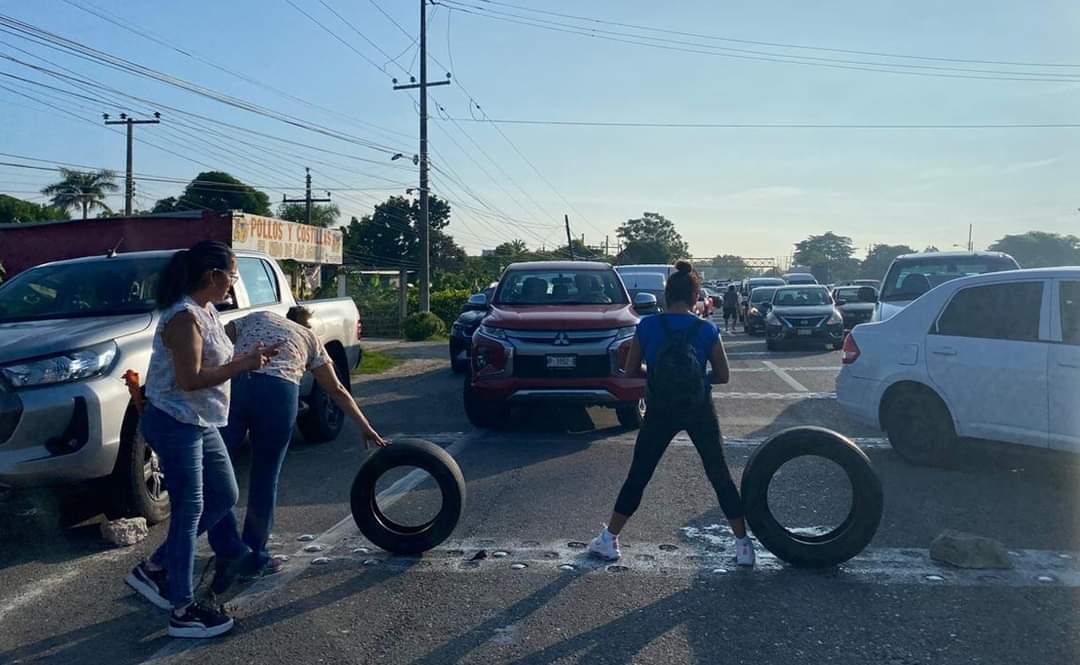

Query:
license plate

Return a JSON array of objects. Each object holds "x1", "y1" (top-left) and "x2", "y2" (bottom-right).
[
  {"x1": 546, "y1": 355, "x2": 577, "y2": 369},
  {"x1": 797, "y1": 329, "x2": 813, "y2": 336}
]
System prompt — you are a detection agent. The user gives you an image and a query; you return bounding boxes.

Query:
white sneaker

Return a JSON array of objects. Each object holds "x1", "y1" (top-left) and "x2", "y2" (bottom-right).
[
  {"x1": 588, "y1": 526, "x2": 621, "y2": 561},
  {"x1": 736, "y1": 537, "x2": 756, "y2": 567}
]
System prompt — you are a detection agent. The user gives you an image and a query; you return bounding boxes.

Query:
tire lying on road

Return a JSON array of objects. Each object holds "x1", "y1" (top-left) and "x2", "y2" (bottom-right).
[
  {"x1": 350, "y1": 438, "x2": 466, "y2": 555},
  {"x1": 741, "y1": 426, "x2": 883, "y2": 568}
]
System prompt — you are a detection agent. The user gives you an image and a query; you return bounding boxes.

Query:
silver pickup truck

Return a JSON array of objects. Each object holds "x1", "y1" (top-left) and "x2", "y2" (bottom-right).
[{"x1": 0, "y1": 249, "x2": 361, "y2": 522}]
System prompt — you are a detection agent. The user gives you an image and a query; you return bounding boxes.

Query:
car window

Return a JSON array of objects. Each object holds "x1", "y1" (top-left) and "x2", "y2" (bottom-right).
[
  {"x1": 934, "y1": 281, "x2": 1043, "y2": 342},
  {"x1": 880, "y1": 256, "x2": 1019, "y2": 302},
  {"x1": 749, "y1": 287, "x2": 776, "y2": 303},
  {"x1": 772, "y1": 287, "x2": 831, "y2": 306},
  {"x1": 1061, "y1": 281, "x2": 1079, "y2": 346},
  {"x1": 496, "y1": 269, "x2": 627, "y2": 305},
  {"x1": 238, "y1": 257, "x2": 279, "y2": 307}
]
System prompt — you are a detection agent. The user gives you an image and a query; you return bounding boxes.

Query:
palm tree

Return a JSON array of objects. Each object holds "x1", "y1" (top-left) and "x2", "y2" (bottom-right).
[{"x1": 41, "y1": 169, "x2": 119, "y2": 220}]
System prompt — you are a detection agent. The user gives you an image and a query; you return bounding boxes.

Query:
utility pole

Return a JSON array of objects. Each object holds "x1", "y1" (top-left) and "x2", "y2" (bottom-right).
[
  {"x1": 564, "y1": 214, "x2": 576, "y2": 259},
  {"x1": 967, "y1": 224, "x2": 974, "y2": 252},
  {"x1": 282, "y1": 167, "x2": 331, "y2": 225},
  {"x1": 392, "y1": 0, "x2": 451, "y2": 313},
  {"x1": 103, "y1": 112, "x2": 160, "y2": 215}
]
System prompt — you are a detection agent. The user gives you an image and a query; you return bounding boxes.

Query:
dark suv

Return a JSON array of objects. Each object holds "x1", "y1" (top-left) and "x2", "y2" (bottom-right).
[{"x1": 449, "y1": 283, "x2": 497, "y2": 373}]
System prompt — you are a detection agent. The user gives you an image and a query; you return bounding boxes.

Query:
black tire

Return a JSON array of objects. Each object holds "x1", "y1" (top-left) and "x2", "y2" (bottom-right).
[
  {"x1": 450, "y1": 353, "x2": 468, "y2": 374},
  {"x1": 882, "y1": 385, "x2": 958, "y2": 467},
  {"x1": 741, "y1": 426, "x2": 883, "y2": 568},
  {"x1": 109, "y1": 409, "x2": 170, "y2": 525},
  {"x1": 350, "y1": 438, "x2": 465, "y2": 555},
  {"x1": 615, "y1": 399, "x2": 646, "y2": 429},
  {"x1": 463, "y1": 377, "x2": 504, "y2": 429},
  {"x1": 297, "y1": 360, "x2": 348, "y2": 443},
  {"x1": 766, "y1": 337, "x2": 779, "y2": 351}
]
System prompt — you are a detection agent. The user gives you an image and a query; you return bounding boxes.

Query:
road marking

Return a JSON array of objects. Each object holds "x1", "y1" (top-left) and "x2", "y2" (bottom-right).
[
  {"x1": 713, "y1": 391, "x2": 837, "y2": 400},
  {"x1": 0, "y1": 569, "x2": 80, "y2": 624},
  {"x1": 762, "y1": 360, "x2": 810, "y2": 392},
  {"x1": 729, "y1": 366, "x2": 837, "y2": 373},
  {"x1": 313, "y1": 533, "x2": 1080, "y2": 589},
  {"x1": 138, "y1": 433, "x2": 475, "y2": 664}
]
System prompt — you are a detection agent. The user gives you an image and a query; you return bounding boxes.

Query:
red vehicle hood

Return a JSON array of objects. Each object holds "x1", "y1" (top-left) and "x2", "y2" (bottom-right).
[{"x1": 486, "y1": 305, "x2": 638, "y2": 331}]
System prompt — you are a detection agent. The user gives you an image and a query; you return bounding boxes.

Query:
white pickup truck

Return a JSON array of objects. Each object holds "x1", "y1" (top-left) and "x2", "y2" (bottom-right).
[{"x1": 0, "y1": 249, "x2": 361, "y2": 522}]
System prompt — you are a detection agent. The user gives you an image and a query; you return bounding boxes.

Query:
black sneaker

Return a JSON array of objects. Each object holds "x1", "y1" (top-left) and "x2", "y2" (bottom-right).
[
  {"x1": 210, "y1": 556, "x2": 247, "y2": 595},
  {"x1": 168, "y1": 602, "x2": 234, "y2": 639},
  {"x1": 126, "y1": 562, "x2": 170, "y2": 610}
]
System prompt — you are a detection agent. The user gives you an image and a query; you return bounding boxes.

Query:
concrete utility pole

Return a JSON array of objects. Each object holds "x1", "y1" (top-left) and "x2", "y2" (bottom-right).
[
  {"x1": 282, "y1": 167, "x2": 331, "y2": 225},
  {"x1": 103, "y1": 112, "x2": 160, "y2": 215},
  {"x1": 392, "y1": 0, "x2": 451, "y2": 313},
  {"x1": 564, "y1": 214, "x2": 576, "y2": 259}
]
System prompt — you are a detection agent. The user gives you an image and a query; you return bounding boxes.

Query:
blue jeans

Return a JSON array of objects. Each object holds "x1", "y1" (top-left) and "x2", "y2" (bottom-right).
[
  {"x1": 209, "y1": 373, "x2": 299, "y2": 571},
  {"x1": 142, "y1": 405, "x2": 247, "y2": 608}
]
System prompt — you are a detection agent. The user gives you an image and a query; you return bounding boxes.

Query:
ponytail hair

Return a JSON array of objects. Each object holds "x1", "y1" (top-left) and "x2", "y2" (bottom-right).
[
  {"x1": 287, "y1": 305, "x2": 313, "y2": 329},
  {"x1": 664, "y1": 259, "x2": 701, "y2": 307},
  {"x1": 156, "y1": 240, "x2": 234, "y2": 309}
]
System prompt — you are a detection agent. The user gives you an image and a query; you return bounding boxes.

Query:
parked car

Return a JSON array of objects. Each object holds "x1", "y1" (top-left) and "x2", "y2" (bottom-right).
[
  {"x1": 449, "y1": 283, "x2": 497, "y2": 373},
  {"x1": 618, "y1": 271, "x2": 667, "y2": 313},
  {"x1": 832, "y1": 285, "x2": 878, "y2": 330},
  {"x1": 464, "y1": 261, "x2": 649, "y2": 429},
  {"x1": 873, "y1": 250, "x2": 1019, "y2": 322},
  {"x1": 783, "y1": 272, "x2": 818, "y2": 285},
  {"x1": 739, "y1": 277, "x2": 786, "y2": 321},
  {"x1": 742, "y1": 286, "x2": 780, "y2": 335},
  {"x1": 838, "y1": 268, "x2": 1079, "y2": 466},
  {"x1": 764, "y1": 285, "x2": 845, "y2": 351},
  {"x1": 0, "y1": 250, "x2": 362, "y2": 522}
]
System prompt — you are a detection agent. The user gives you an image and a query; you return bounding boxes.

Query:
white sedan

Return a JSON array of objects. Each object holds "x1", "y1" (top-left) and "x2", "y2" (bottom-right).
[{"x1": 837, "y1": 268, "x2": 1079, "y2": 466}]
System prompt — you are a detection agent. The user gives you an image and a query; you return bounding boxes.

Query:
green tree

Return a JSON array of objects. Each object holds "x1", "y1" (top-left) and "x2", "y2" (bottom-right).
[
  {"x1": 40, "y1": 168, "x2": 118, "y2": 220},
  {"x1": 0, "y1": 194, "x2": 70, "y2": 224},
  {"x1": 860, "y1": 243, "x2": 915, "y2": 280},
  {"x1": 793, "y1": 231, "x2": 856, "y2": 282},
  {"x1": 342, "y1": 195, "x2": 464, "y2": 273},
  {"x1": 989, "y1": 231, "x2": 1080, "y2": 268},
  {"x1": 277, "y1": 202, "x2": 341, "y2": 228},
  {"x1": 616, "y1": 212, "x2": 689, "y2": 263},
  {"x1": 709, "y1": 254, "x2": 751, "y2": 280},
  {"x1": 152, "y1": 171, "x2": 271, "y2": 215}
]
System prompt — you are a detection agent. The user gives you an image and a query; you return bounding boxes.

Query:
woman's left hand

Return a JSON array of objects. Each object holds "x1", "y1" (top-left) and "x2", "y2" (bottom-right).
[{"x1": 364, "y1": 426, "x2": 389, "y2": 448}]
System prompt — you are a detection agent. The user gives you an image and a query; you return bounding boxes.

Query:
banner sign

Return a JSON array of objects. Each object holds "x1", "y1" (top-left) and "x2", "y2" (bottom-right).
[{"x1": 230, "y1": 213, "x2": 343, "y2": 265}]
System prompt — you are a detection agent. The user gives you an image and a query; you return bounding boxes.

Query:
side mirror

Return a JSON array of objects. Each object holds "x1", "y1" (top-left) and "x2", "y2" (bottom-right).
[
  {"x1": 835, "y1": 298, "x2": 847, "y2": 306},
  {"x1": 857, "y1": 287, "x2": 878, "y2": 303},
  {"x1": 633, "y1": 292, "x2": 658, "y2": 313},
  {"x1": 465, "y1": 293, "x2": 489, "y2": 311}
]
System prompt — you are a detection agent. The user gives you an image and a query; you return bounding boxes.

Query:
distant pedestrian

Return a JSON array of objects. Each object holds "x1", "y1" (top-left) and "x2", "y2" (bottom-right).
[
  {"x1": 207, "y1": 307, "x2": 387, "y2": 589},
  {"x1": 588, "y1": 260, "x2": 754, "y2": 567},
  {"x1": 722, "y1": 284, "x2": 739, "y2": 332},
  {"x1": 125, "y1": 241, "x2": 276, "y2": 639}
]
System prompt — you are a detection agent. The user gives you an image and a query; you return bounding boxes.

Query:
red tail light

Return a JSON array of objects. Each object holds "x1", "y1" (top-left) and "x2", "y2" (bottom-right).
[{"x1": 842, "y1": 333, "x2": 860, "y2": 364}]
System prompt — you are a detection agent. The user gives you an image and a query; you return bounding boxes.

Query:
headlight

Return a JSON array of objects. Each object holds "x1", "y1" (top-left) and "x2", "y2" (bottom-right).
[
  {"x1": 451, "y1": 323, "x2": 465, "y2": 335},
  {"x1": 0, "y1": 342, "x2": 118, "y2": 388},
  {"x1": 749, "y1": 307, "x2": 760, "y2": 317},
  {"x1": 614, "y1": 326, "x2": 637, "y2": 340},
  {"x1": 828, "y1": 310, "x2": 843, "y2": 325},
  {"x1": 477, "y1": 324, "x2": 507, "y2": 340}
]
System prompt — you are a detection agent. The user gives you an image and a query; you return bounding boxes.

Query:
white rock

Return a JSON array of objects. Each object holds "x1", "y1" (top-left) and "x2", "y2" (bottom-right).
[
  {"x1": 100, "y1": 517, "x2": 148, "y2": 547},
  {"x1": 929, "y1": 529, "x2": 1012, "y2": 570}
]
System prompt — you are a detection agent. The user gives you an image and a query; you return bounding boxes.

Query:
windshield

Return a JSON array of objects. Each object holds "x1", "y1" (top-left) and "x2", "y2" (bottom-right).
[
  {"x1": 0, "y1": 258, "x2": 167, "y2": 323},
  {"x1": 749, "y1": 287, "x2": 777, "y2": 303},
  {"x1": 496, "y1": 269, "x2": 628, "y2": 305},
  {"x1": 772, "y1": 287, "x2": 832, "y2": 306},
  {"x1": 880, "y1": 256, "x2": 1019, "y2": 302},
  {"x1": 833, "y1": 287, "x2": 867, "y2": 301}
]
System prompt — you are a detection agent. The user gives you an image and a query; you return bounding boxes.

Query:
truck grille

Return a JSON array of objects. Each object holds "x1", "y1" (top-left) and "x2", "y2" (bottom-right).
[
  {"x1": 513, "y1": 355, "x2": 612, "y2": 379},
  {"x1": 781, "y1": 315, "x2": 827, "y2": 328}
]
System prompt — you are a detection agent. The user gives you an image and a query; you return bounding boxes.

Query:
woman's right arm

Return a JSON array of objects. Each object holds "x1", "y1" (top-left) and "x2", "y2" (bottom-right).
[{"x1": 164, "y1": 312, "x2": 269, "y2": 391}]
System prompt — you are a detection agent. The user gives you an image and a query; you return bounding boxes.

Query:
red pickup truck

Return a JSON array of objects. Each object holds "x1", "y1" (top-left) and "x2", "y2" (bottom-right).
[{"x1": 462, "y1": 261, "x2": 652, "y2": 429}]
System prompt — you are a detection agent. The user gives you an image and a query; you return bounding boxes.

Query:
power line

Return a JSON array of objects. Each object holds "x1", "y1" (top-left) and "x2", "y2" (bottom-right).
[
  {"x1": 462, "y1": 0, "x2": 1080, "y2": 69},
  {"x1": 445, "y1": 117, "x2": 1080, "y2": 129}
]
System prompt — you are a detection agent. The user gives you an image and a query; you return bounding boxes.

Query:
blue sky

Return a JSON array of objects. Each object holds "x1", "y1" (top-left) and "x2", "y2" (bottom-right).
[{"x1": 1, "y1": 0, "x2": 1078, "y2": 262}]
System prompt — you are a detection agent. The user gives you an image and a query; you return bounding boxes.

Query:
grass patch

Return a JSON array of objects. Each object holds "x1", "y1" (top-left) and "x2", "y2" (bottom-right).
[{"x1": 355, "y1": 350, "x2": 403, "y2": 375}]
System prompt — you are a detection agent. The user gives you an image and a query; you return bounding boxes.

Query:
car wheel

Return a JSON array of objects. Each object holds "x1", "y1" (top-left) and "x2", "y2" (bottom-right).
[
  {"x1": 109, "y1": 409, "x2": 170, "y2": 525},
  {"x1": 450, "y1": 354, "x2": 468, "y2": 374},
  {"x1": 616, "y1": 399, "x2": 646, "y2": 429},
  {"x1": 883, "y1": 385, "x2": 958, "y2": 467},
  {"x1": 463, "y1": 377, "x2": 504, "y2": 428},
  {"x1": 741, "y1": 427, "x2": 883, "y2": 568},
  {"x1": 350, "y1": 438, "x2": 465, "y2": 555},
  {"x1": 298, "y1": 361, "x2": 348, "y2": 443}
]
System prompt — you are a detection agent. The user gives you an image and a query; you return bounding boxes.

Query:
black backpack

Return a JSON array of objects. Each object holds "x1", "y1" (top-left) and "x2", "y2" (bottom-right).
[{"x1": 646, "y1": 315, "x2": 708, "y2": 411}]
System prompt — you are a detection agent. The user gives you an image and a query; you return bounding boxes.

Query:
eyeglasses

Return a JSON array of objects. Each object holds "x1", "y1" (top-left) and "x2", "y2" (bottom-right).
[{"x1": 215, "y1": 269, "x2": 241, "y2": 284}]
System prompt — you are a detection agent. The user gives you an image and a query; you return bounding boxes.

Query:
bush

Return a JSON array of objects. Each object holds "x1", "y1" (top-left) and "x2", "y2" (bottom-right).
[{"x1": 402, "y1": 312, "x2": 446, "y2": 341}]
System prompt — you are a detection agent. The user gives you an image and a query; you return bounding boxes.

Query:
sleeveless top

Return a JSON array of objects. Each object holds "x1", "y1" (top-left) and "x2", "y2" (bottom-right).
[{"x1": 145, "y1": 296, "x2": 234, "y2": 427}]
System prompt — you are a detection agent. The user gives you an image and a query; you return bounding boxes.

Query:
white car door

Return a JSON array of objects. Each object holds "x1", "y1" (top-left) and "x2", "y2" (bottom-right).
[
  {"x1": 925, "y1": 279, "x2": 1049, "y2": 448},
  {"x1": 1049, "y1": 279, "x2": 1080, "y2": 451}
]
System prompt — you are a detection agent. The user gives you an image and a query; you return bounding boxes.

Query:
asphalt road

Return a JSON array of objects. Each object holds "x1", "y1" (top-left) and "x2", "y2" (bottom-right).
[{"x1": 2, "y1": 324, "x2": 1079, "y2": 664}]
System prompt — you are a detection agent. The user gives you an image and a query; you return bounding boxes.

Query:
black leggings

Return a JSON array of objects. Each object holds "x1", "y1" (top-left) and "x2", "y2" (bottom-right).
[{"x1": 614, "y1": 399, "x2": 744, "y2": 520}]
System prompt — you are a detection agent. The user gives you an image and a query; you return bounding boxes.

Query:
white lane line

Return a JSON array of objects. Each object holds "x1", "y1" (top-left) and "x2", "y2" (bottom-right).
[
  {"x1": 762, "y1": 360, "x2": 810, "y2": 393},
  {"x1": 0, "y1": 569, "x2": 80, "y2": 624},
  {"x1": 138, "y1": 433, "x2": 474, "y2": 664},
  {"x1": 713, "y1": 391, "x2": 837, "y2": 400},
  {"x1": 730, "y1": 367, "x2": 837, "y2": 373},
  {"x1": 324, "y1": 535, "x2": 1080, "y2": 589}
]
